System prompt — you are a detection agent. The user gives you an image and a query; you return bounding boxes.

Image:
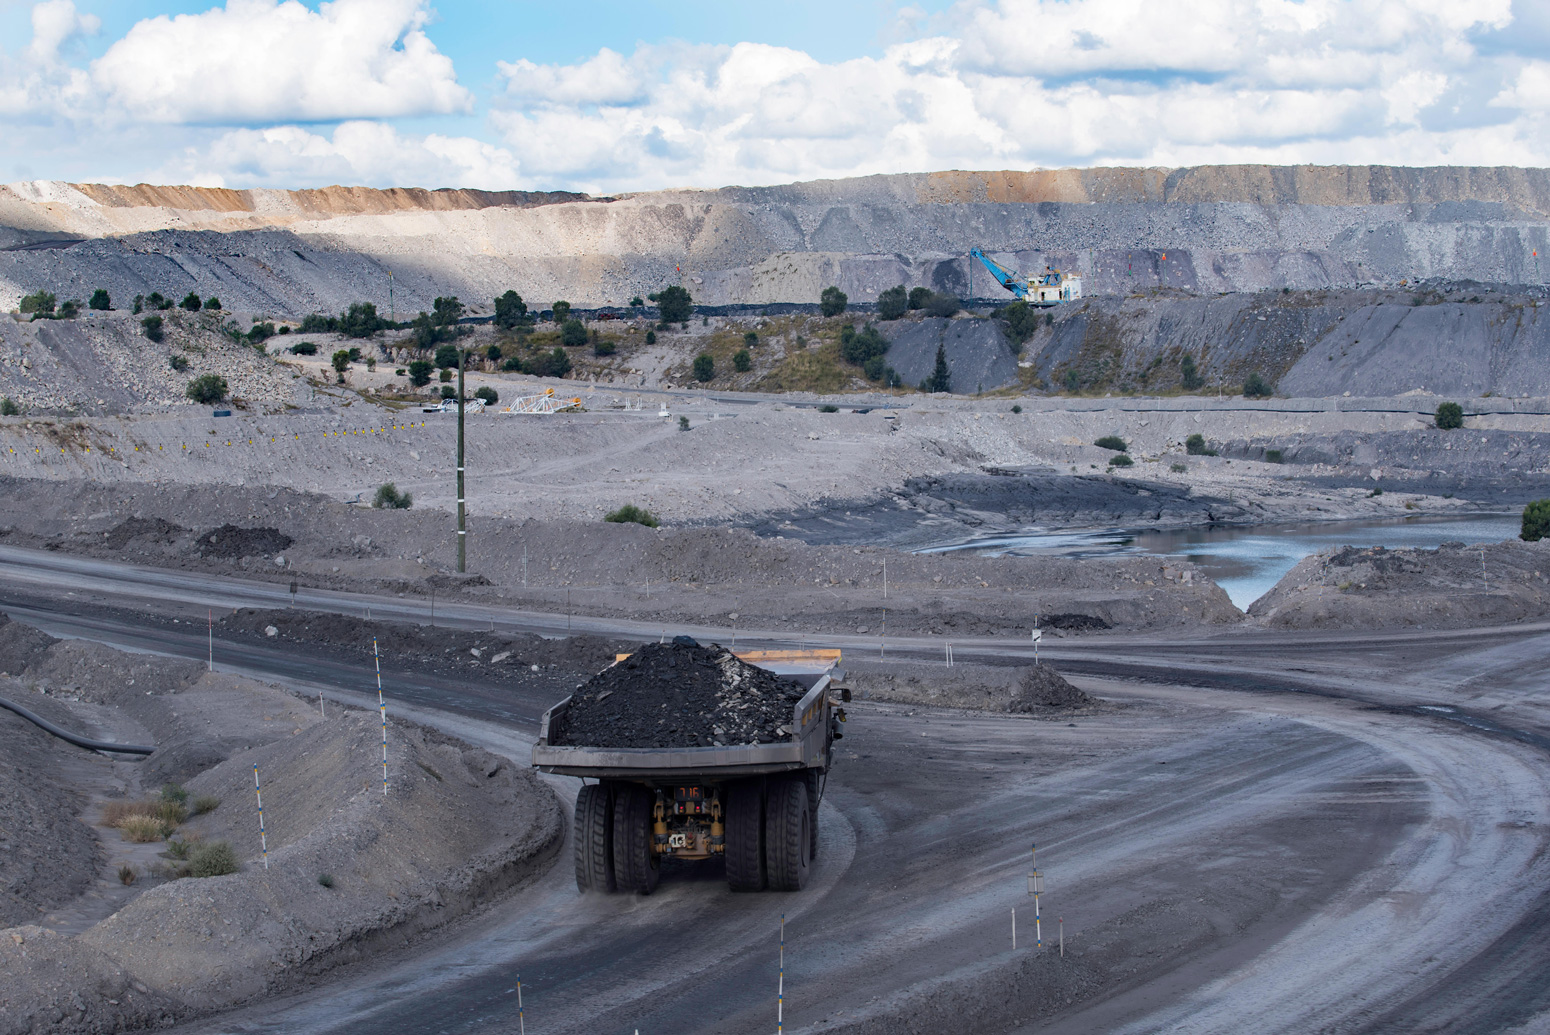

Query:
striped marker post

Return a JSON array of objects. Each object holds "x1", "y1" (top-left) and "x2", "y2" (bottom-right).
[
  {"x1": 778, "y1": 913, "x2": 785, "y2": 1034},
  {"x1": 253, "y1": 764, "x2": 269, "y2": 869},
  {"x1": 374, "y1": 638, "x2": 388, "y2": 795},
  {"x1": 517, "y1": 974, "x2": 525, "y2": 1035}
]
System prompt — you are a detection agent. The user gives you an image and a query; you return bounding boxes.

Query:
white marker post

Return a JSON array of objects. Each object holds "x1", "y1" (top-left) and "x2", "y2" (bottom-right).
[
  {"x1": 208, "y1": 609, "x2": 213, "y2": 672},
  {"x1": 1028, "y1": 842, "x2": 1043, "y2": 948},
  {"x1": 1012, "y1": 907, "x2": 1016, "y2": 950},
  {"x1": 253, "y1": 764, "x2": 268, "y2": 869},
  {"x1": 778, "y1": 913, "x2": 785, "y2": 1035},
  {"x1": 374, "y1": 638, "x2": 387, "y2": 795},
  {"x1": 517, "y1": 974, "x2": 525, "y2": 1035},
  {"x1": 1031, "y1": 627, "x2": 1042, "y2": 666}
]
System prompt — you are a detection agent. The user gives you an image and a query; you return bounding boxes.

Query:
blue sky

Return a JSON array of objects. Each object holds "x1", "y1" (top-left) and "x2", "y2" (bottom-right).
[{"x1": 2, "y1": 0, "x2": 1548, "y2": 191}]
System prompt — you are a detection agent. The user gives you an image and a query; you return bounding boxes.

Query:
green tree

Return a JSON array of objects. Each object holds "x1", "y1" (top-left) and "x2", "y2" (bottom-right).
[
  {"x1": 925, "y1": 292, "x2": 960, "y2": 318},
  {"x1": 0, "y1": 397, "x2": 18, "y2": 416},
  {"x1": 1185, "y1": 433, "x2": 1217, "y2": 456},
  {"x1": 655, "y1": 285, "x2": 692, "y2": 323},
  {"x1": 141, "y1": 315, "x2": 164, "y2": 342},
  {"x1": 561, "y1": 318, "x2": 588, "y2": 347},
  {"x1": 373, "y1": 483, "x2": 413, "y2": 509},
  {"x1": 908, "y1": 286, "x2": 933, "y2": 310},
  {"x1": 530, "y1": 347, "x2": 571, "y2": 377},
  {"x1": 839, "y1": 323, "x2": 888, "y2": 366},
  {"x1": 733, "y1": 348, "x2": 752, "y2": 372},
  {"x1": 1180, "y1": 353, "x2": 1204, "y2": 390},
  {"x1": 605, "y1": 504, "x2": 659, "y2": 527},
  {"x1": 1000, "y1": 300, "x2": 1038, "y2": 343},
  {"x1": 1522, "y1": 499, "x2": 1550, "y2": 542},
  {"x1": 551, "y1": 300, "x2": 572, "y2": 324},
  {"x1": 180, "y1": 291, "x2": 202, "y2": 311},
  {"x1": 493, "y1": 290, "x2": 527, "y2": 328},
  {"x1": 921, "y1": 343, "x2": 951, "y2": 393},
  {"x1": 407, "y1": 360, "x2": 433, "y2": 386},
  {"x1": 247, "y1": 322, "x2": 276, "y2": 344},
  {"x1": 485, "y1": 343, "x2": 503, "y2": 362},
  {"x1": 147, "y1": 292, "x2": 171, "y2": 311},
  {"x1": 692, "y1": 353, "x2": 715, "y2": 382},
  {"x1": 434, "y1": 343, "x2": 461, "y2": 369},
  {"x1": 331, "y1": 350, "x2": 351, "y2": 375},
  {"x1": 18, "y1": 291, "x2": 55, "y2": 316},
  {"x1": 204, "y1": 296, "x2": 221, "y2": 311},
  {"x1": 645, "y1": 330, "x2": 656, "y2": 345},
  {"x1": 432, "y1": 296, "x2": 463, "y2": 327},
  {"x1": 877, "y1": 285, "x2": 907, "y2": 320},
  {"x1": 593, "y1": 340, "x2": 617, "y2": 356},
  {"x1": 1243, "y1": 372, "x2": 1273, "y2": 398},
  {"x1": 743, "y1": 330, "x2": 758, "y2": 348},
  {"x1": 474, "y1": 386, "x2": 499, "y2": 405},
  {"x1": 1435, "y1": 401, "x2": 1464, "y2": 430},
  {"x1": 441, "y1": 385, "x2": 457, "y2": 399},
  {"x1": 185, "y1": 374, "x2": 228, "y2": 404},
  {"x1": 820, "y1": 285, "x2": 848, "y2": 317},
  {"x1": 340, "y1": 302, "x2": 385, "y2": 338},
  {"x1": 89, "y1": 289, "x2": 111, "y2": 311}
]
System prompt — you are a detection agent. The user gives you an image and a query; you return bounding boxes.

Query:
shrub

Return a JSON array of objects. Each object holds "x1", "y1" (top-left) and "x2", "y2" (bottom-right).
[
  {"x1": 289, "y1": 341, "x2": 318, "y2": 355},
  {"x1": 141, "y1": 315, "x2": 164, "y2": 342},
  {"x1": 1063, "y1": 369, "x2": 1080, "y2": 392},
  {"x1": 434, "y1": 343, "x2": 461, "y2": 369},
  {"x1": 551, "y1": 300, "x2": 572, "y2": 324},
  {"x1": 299, "y1": 313, "x2": 338, "y2": 333},
  {"x1": 180, "y1": 291, "x2": 203, "y2": 312},
  {"x1": 654, "y1": 285, "x2": 692, "y2": 323},
  {"x1": 1180, "y1": 353, "x2": 1204, "y2": 390},
  {"x1": 1108, "y1": 454, "x2": 1135, "y2": 467},
  {"x1": 440, "y1": 385, "x2": 457, "y2": 399},
  {"x1": 1243, "y1": 372, "x2": 1272, "y2": 398},
  {"x1": 908, "y1": 286, "x2": 932, "y2": 310},
  {"x1": 863, "y1": 355, "x2": 886, "y2": 381},
  {"x1": 594, "y1": 340, "x2": 617, "y2": 356},
  {"x1": 839, "y1": 323, "x2": 888, "y2": 366},
  {"x1": 820, "y1": 285, "x2": 848, "y2": 317},
  {"x1": 18, "y1": 290, "x2": 55, "y2": 316},
  {"x1": 733, "y1": 348, "x2": 752, "y2": 372},
  {"x1": 185, "y1": 374, "x2": 228, "y2": 404},
  {"x1": 529, "y1": 347, "x2": 571, "y2": 378},
  {"x1": 204, "y1": 296, "x2": 221, "y2": 311},
  {"x1": 1436, "y1": 402, "x2": 1464, "y2": 430},
  {"x1": 561, "y1": 319, "x2": 588, "y2": 347},
  {"x1": 336, "y1": 302, "x2": 388, "y2": 338},
  {"x1": 743, "y1": 330, "x2": 759, "y2": 348},
  {"x1": 630, "y1": 296, "x2": 644, "y2": 307},
  {"x1": 407, "y1": 360, "x2": 433, "y2": 386},
  {"x1": 1000, "y1": 299, "x2": 1039, "y2": 343},
  {"x1": 818, "y1": 404, "x2": 839, "y2": 413},
  {"x1": 132, "y1": 295, "x2": 144, "y2": 314},
  {"x1": 925, "y1": 292, "x2": 960, "y2": 318},
  {"x1": 1522, "y1": 499, "x2": 1550, "y2": 542},
  {"x1": 56, "y1": 299, "x2": 81, "y2": 319},
  {"x1": 89, "y1": 288, "x2": 111, "y2": 311},
  {"x1": 169, "y1": 354, "x2": 190, "y2": 371},
  {"x1": 147, "y1": 292, "x2": 172, "y2": 311},
  {"x1": 474, "y1": 386, "x2": 499, "y2": 405},
  {"x1": 120, "y1": 814, "x2": 171, "y2": 842},
  {"x1": 494, "y1": 290, "x2": 528, "y2": 328},
  {"x1": 645, "y1": 330, "x2": 658, "y2": 345},
  {"x1": 486, "y1": 343, "x2": 503, "y2": 362},
  {"x1": 678, "y1": 415, "x2": 690, "y2": 431},
  {"x1": 0, "y1": 398, "x2": 18, "y2": 416},
  {"x1": 1264, "y1": 449, "x2": 1284, "y2": 463},
  {"x1": 331, "y1": 349, "x2": 351, "y2": 374},
  {"x1": 692, "y1": 353, "x2": 715, "y2": 382},
  {"x1": 373, "y1": 482, "x2": 413, "y2": 509},
  {"x1": 248, "y1": 322, "x2": 277, "y2": 344},
  {"x1": 501, "y1": 357, "x2": 523, "y2": 372},
  {"x1": 920, "y1": 343, "x2": 952, "y2": 393},
  {"x1": 118, "y1": 865, "x2": 137, "y2": 885},
  {"x1": 605, "y1": 504, "x2": 659, "y2": 527},
  {"x1": 1368, "y1": 487, "x2": 1383, "y2": 497},
  {"x1": 1094, "y1": 435, "x2": 1128, "y2": 452},
  {"x1": 1185, "y1": 433, "x2": 1216, "y2": 456},
  {"x1": 1170, "y1": 462, "x2": 1187, "y2": 473},
  {"x1": 877, "y1": 285, "x2": 908, "y2": 320},
  {"x1": 438, "y1": 368, "x2": 453, "y2": 383},
  {"x1": 190, "y1": 794, "x2": 220, "y2": 815},
  {"x1": 318, "y1": 873, "x2": 336, "y2": 889},
  {"x1": 189, "y1": 840, "x2": 239, "y2": 878},
  {"x1": 161, "y1": 784, "x2": 188, "y2": 804}
]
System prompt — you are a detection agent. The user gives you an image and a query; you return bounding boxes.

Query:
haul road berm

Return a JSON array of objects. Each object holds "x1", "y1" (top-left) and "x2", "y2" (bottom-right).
[{"x1": 532, "y1": 642, "x2": 849, "y2": 894}]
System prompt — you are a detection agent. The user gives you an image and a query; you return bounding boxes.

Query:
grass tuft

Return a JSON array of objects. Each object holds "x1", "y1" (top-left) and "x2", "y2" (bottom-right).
[
  {"x1": 190, "y1": 794, "x2": 220, "y2": 816},
  {"x1": 189, "y1": 840, "x2": 240, "y2": 878}
]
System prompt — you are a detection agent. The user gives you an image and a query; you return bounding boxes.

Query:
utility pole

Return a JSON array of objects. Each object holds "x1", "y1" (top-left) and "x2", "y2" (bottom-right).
[{"x1": 457, "y1": 347, "x2": 466, "y2": 573}]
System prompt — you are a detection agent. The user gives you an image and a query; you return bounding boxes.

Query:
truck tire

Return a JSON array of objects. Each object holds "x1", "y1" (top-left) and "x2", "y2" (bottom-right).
[
  {"x1": 725, "y1": 780, "x2": 766, "y2": 891},
  {"x1": 765, "y1": 777, "x2": 812, "y2": 892},
  {"x1": 612, "y1": 784, "x2": 660, "y2": 895},
  {"x1": 806, "y1": 771, "x2": 821, "y2": 861},
  {"x1": 574, "y1": 783, "x2": 615, "y2": 893}
]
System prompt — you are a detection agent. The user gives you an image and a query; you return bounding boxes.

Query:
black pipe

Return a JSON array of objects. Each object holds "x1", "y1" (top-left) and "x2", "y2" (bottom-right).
[{"x1": 0, "y1": 695, "x2": 155, "y2": 755}]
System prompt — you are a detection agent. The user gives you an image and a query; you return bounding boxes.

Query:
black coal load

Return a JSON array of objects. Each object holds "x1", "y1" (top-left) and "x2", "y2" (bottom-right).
[{"x1": 552, "y1": 640, "x2": 809, "y2": 749}]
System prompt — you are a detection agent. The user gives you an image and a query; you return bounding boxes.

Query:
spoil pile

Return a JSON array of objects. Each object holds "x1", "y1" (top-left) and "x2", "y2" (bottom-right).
[
  {"x1": 1008, "y1": 665, "x2": 1096, "y2": 713},
  {"x1": 552, "y1": 640, "x2": 808, "y2": 749}
]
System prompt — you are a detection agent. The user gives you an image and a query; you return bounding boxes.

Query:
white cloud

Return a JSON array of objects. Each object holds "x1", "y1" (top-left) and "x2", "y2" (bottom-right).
[
  {"x1": 91, "y1": 0, "x2": 470, "y2": 123},
  {"x1": 26, "y1": 0, "x2": 99, "y2": 64}
]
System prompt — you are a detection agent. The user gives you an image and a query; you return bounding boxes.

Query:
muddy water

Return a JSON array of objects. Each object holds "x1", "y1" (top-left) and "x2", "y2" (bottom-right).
[{"x1": 921, "y1": 513, "x2": 1525, "y2": 609}]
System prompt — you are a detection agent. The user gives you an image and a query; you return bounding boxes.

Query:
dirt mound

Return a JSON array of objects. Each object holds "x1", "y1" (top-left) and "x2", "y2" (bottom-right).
[
  {"x1": 194, "y1": 524, "x2": 293, "y2": 559},
  {"x1": 552, "y1": 640, "x2": 808, "y2": 749},
  {"x1": 1008, "y1": 665, "x2": 1096, "y2": 712},
  {"x1": 103, "y1": 516, "x2": 184, "y2": 551},
  {"x1": 1043, "y1": 613, "x2": 1112, "y2": 631},
  {"x1": 0, "y1": 612, "x2": 58, "y2": 676}
]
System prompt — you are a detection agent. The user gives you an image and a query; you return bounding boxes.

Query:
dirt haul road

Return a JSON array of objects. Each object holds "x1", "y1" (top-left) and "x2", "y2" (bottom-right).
[{"x1": 3, "y1": 555, "x2": 1550, "y2": 1034}]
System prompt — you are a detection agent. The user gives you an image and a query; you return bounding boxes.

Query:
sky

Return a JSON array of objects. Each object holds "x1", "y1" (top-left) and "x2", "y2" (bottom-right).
[{"x1": 2, "y1": 0, "x2": 1549, "y2": 193}]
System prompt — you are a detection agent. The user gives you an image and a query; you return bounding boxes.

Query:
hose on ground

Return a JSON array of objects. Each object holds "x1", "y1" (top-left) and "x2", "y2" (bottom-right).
[{"x1": 0, "y1": 695, "x2": 155, "y2": 755}]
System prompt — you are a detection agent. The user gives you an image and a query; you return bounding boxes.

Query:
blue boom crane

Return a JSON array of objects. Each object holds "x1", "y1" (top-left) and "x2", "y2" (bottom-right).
[{"x1": 970, "y1": 248, "x2": 1081, "y2": 306}]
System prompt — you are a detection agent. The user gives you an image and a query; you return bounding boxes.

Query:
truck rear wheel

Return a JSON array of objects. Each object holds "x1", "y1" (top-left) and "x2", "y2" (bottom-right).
[
  {"x1": 574, "y1": 783, "x2": 615, "y2": 893},
  {"x1": 725, "y1": 780, "x2": 766, "y2": 892},
  {"x1": 612, "y1": 785, "x2": 660, "y2": 895},
  {"x1": 765, "y1": 777, "x2": 812, "y2": 892}
]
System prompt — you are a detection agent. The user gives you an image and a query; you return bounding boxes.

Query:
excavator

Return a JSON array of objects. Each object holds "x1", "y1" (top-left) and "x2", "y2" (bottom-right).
[{"x1": 971, "y1": 248, "x2": 1081, "y2": 306}]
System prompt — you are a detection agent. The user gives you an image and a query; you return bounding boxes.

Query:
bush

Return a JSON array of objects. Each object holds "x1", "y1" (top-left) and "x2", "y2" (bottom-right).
[
  {"x1": 1000, "y1": 299, "x2": 1039, "y2": 343},
  {"x1": 189, "y1": 840, "x2": 240, "y2": 878},
  {"x1": 1180, "y1": 353, "x2": 1204, "y2": 390},
  {"x1": 594, "y1": 340, "x2": 617, "y2": 357},
  {"x1": 733, "y1": 348, "x2": 752, "y2": 372},
  {"x1": 190, "y1": 794, "x2": 220, "y2": 815},
  {"x1": 118, "y1": 865, "x2": 137, "y2": 885},
  {"x1": 645, "y1": 330, "x2": 657, "y2": 345},
  {"x1": 299, "y1": 313, "x2": 338, "y2": 333},
  {"x1": 318, "y1": 873, "x2": 336, "y2": 888},
  {"x1": 89, "y1": 288, "x2": 111, "y2": 311},
  {"x1": 161, "y1": 784, "x2": 188, "y2": 804},
  {"x1": 1185, "y1": 433, "x2": 1216, "y2": 456},
  {"x1": 551, "y1": 300, "x2": 572, "y2": 325},
  {"x1": 185, "y1": 374, "x2": 228, "y2": 404},
  {"x1": 1063, "y1": 369, "x2": 1080, "y2": 392},
  {"x1": 180, "y1": 291, "x2": 202, "y2": 311},
  {"x1": 630, "y1": 296, "x2": 644, "y2": 307},
  {"x1": 440, "y1": 385, "x2": 456, "y2": 399},
  {"x1": 743, "y1": 330, "x2": 759, "y2": 348},
  {"x1": 18, "y1": 290, "x2": 55, "y2": 316},
  {"x1": 407, "y1": 360, "x2": 433, "y2": 386},
  {"x1": 439, "y1": 367, "x2": 452, "y2": 382},
  {"x1": 529, "y1": 347, "x2": 571, "y2": 378},
  {"x1": 168, "y1": 354, "x2": 189, "y2": 371},
  {"x1": 486, "y1": 344, "x2": 503, "y2": 362},
  {"x1": 494, "y1": 289, "x2": 528, "y2": 328},
  {"x1": 605, "y1": 504, "x2": 659, "y2": 527},
  {"x1": 1243, "y1": 372, "x2": 1272, "y2": 398},
  {"x1": 839, "y1": 323, "x2": 888, "y2": 366},
  {"x1": 863, "y1": 355, "x2": 886, "y2": 381},
  {"x1": 1011, "y1": 404, "x2": 1022, "y2": 413},
  {"x1": 332, "y1": 349, "x2": 351, "y2": 374},
  {"x1": 678, "y1": 415, "x2": 690, "y2": 431},
  {"x1": 289, "y1": 341, "x2": 318, "y2": 355},
  {"x1": 56, "y1": 299, "x2": 81, "y2": 319},
  {"x1": 908, "y1": 286, "x2": 932, "y2": 310},
  {"x1": 925, "y1": 292, "x2": 960, "y2": 318},
  {"x1": 120, "y1": 815, "x2": 170, "y2": 842},
  {"x1": 820, "y1": 286, "x2": 848, "y2": 317},
  {"x1": 434, "y1": 343, "x2": 461, "y2": 369},
  {"x1": 561, "y1": 319, "x2": 588, "y2": 347},
  {"x1": 1264, "y1": 449, "x2": 1284, "y2": 463},
  {"x1": 920, "y1": 343, "x2": 952, "y2": 393},
  {"x1": 0, "y1": 398, "x2": 18, "y2": 416},
  {"x1": 141, "y1": 315, "x2": 164, "y2": 342},
  {"x1": 204, "y1": 296, "x2": 221, "y2": 311},
  {"x1": 1170, "y1": 462, "x2": 1188, "y2": 473},
  {"x1": 501, "y1": 357, "x2": 523, "y2": 372},
  {"x1": 877, "y1": 285, "x2": 908, "y2": 320},
  {"x1": 474, "y1": 386, "x2": 499, "y2": 405},
  {"x1": 654, "y1": 285, "x2": 693, "y2": 323},
  {"x1": 1436, "y1": 402, "x2": 1464, "y2": 430},
  {"x1": 248, "y1": 321, "x2": 277, "y2": 345},
  {"x1": 692, "y1": 353, "x2": 715, "y2": 382},
  {"x1": 818, "y1": 404, "x2": 839, "y2": 413},
  {"x1": 1522, "y1": 499, "x2": 1550, "y2": 542},
  {"x1": 373, "y1": 482, "x2": 413, "y2": 509},
  {"x1": 432, "y1": 296, "x2": 463, "y2": 327},
  {"x1": 147, "y1": 292, "x2": 172, "y2": 311},
  {"x1": 1108, "y1": 454, "x2": 1135, "y2": 467},
  {"x1": 1094, "y1": 435, "x2": 1128, "y2": 452}
]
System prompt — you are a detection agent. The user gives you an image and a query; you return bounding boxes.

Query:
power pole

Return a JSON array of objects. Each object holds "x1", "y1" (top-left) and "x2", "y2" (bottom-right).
[{"x1": 457, "y1": 347, "x2": 466, "y2": 573}]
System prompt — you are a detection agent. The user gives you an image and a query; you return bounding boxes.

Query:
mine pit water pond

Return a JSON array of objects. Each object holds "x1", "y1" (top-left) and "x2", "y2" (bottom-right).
[{"x1": 920, "y1": 513, "x2": 1524, "y2": 610}]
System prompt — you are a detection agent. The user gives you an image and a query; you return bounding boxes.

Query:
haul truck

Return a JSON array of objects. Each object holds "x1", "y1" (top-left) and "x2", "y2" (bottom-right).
[{"x1": 531, "y1": 649, "x2": 849, "y2": 894}]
